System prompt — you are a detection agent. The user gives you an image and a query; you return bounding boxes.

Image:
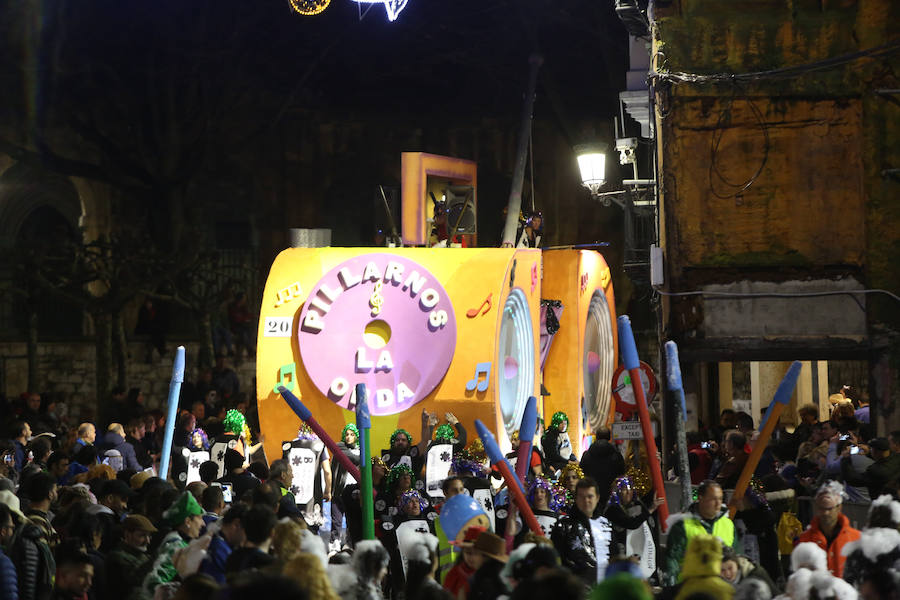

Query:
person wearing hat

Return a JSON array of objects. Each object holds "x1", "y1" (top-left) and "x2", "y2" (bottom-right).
[
  {"x1": 86, "y1": 478, "x2": 136, "y2": 553},
  {"x1": 105, "y1": 514, "x2": 157, "y2": 599},
  {"x1": 444, "y1": 526, "x2": 487, "y2": 599},
  {"x1": 841, "y1": 437, "x2": 900, "y2": 499},
  {"x1": 468, "y1": 531, "x2": 509, "y2": 600},
  {"x1": 216, "y1": 448, "x2": 260, "y2": 503},
  {"x1": 142, "y1": 491, "x2": 205, "y2": 597}
]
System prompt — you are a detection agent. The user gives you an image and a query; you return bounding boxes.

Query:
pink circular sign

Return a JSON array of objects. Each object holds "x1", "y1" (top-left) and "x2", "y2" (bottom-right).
[{"x1": 297, "y1": 254, "x2": 457, "y2": 416}]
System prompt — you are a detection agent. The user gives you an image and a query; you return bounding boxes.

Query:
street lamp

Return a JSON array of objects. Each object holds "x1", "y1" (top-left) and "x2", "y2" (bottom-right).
[{"x1": 575, "y1": 144, "x2": 608, "y2": 196}]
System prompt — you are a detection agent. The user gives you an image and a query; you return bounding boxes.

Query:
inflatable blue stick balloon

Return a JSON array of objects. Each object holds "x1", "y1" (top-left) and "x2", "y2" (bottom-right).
[
  {"x1": 758, "y1": 361, "x2": 802, "y2": 431},
  {"x1": 729, "y1": 361, "x2": 802, "y2": 517},
  {"x1": 159, "y1": 346, "x2": 185, "y2": 481},
  {"x1": 355, "y1": 384, "x2": 374, "y2": 540},
  {"x1": 515, "y1": 396, "x2": 537, "y2": 484},
  {"x1": 665, "y1": 341, "x2": 692, "y2": 512}
]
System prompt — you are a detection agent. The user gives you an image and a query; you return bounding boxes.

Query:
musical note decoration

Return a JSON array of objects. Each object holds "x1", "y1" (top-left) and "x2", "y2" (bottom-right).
[
  {"x1": 466, "y1": 362, "x2": 491, "y2": 393},
  {"x1": 273, "y1": 363, "x2": 297, "y2": 393},
  {"x1": 369, "y1": 281, "x2": 385, "y2": 316},
  {"x1": 466, "y1": 293, "x2": 493, "y2": 318}
]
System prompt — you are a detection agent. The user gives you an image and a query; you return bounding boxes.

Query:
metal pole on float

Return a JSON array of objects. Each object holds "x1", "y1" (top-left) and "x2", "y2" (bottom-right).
[
  {"x1": 665, "y1": 341, "x2": 692, "y2": 513},
  {"x1": 476, "y1": 420, "x2": 543, "y2": 536},
  {"x1": 355, "y1": 384, "x2": 375, "y2": 540},
  {"x1": 515, "y1": 396, "x2": 538, "y2": 484},
  {"x1": 159, "y1": 346, "x2": 185, "y2": 481},
  {"x1": 728, "y1": 361, "x2": 802, "y2": 518},
  {"x1": 617, "y1": 316, "x2": 669, "y2": 530},
  {"x1": 500, "y1": 53, "x2": 543, "y2": 247},
  {"x1": 278, "y1": 386, "x2": 363, "y2": 482}
]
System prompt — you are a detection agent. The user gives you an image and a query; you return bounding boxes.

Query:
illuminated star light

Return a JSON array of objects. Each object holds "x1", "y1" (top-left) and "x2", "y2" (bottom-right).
[{"x1": 352, "y1": 0, "x2": 409, "y2": 22}]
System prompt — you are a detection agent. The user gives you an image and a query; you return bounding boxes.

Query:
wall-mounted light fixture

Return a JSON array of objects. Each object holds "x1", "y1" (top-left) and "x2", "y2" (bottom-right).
[{"x1": 575, "y1": 143, "x2": 608, "y2": 196}]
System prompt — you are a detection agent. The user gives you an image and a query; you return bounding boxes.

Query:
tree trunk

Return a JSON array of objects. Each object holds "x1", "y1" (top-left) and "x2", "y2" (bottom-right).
[
  {"x1": 95, "y1": 312, "x2": 113, "y2": 407},
  {"x1": 26, "y1": 309, "x2": 38, "y2": 393},
  {"x1": 198, "y1": 311, "x2": 214, "y2": 369},
  {"x1": 113, "y1": 311, "x2": 128, "y2": 388}
]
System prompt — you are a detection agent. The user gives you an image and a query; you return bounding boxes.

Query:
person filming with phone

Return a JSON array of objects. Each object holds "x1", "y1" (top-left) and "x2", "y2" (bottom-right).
[
  {"x1": 840, "y1": 436, "x2": 900, "y2": 499},
  {"x1": 816, "y1": 430, "x2": 872, "y2": 502}
]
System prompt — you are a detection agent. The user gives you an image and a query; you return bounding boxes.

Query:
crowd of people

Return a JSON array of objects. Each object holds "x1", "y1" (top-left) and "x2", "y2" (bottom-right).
[{"x1": 1, "y1": 383, "x2": 899, "y2": 600}]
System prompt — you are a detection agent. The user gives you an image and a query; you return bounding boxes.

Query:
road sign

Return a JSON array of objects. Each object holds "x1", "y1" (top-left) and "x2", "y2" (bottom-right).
[
  {"x1": 612, "y1": 361, "x2": 657, "y2": 418},
  {"x1": 612, "y1": 421, "x2": 643, "y2": 440}
]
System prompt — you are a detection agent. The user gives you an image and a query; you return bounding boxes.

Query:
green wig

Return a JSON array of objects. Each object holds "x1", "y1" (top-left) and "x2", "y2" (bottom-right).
[
  {"x1": 433, "y1": 424, "x2": 456, "y2": 443},
  {"x1": 550, "y1": 411, "x2": 569, "y2": 429},
  {"x1": 341, "y1": 423, "x2": 359, "y2": 442},
  {"x1": 390, "y1": 428, "x2": 413, "y2": 447},
  {"x1": 223, "y1": 409, "x2": 246, "y2": 436},
  {"x1": 387, "y1": 463, "x2": 414, "y2": 490}
]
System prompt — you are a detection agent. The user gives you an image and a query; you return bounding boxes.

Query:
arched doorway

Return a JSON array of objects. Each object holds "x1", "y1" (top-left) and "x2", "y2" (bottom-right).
[{"x1": 0, "y1": 163, "x2": 84, "y2": 338}]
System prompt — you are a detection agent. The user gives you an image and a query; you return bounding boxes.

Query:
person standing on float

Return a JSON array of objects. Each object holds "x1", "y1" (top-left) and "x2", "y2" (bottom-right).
[{"x1": 331, "y1": 423, "x2": 361, "y2": 550}]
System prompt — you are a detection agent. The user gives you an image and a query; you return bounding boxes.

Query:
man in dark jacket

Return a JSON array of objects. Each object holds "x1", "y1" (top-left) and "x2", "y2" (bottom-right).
[
  {"x1": 223, "y1": 505, "x2": 276, "y2": 576},
  {"x1": 99, "y1": 424, "x2": 141, "y2": 472},
  {"x1": 841, "y1": 437, "x2": 900, "y2": 499},
  {"x1": 85, "y1": 479, "x2": 135, "y2": 553},
  {"x1": 579, "y1": 429, "x2": 625, "y2": 502},
  {"x1": 21, "y1": 473, "x2": 58, "y2": 551},
  {"x1": 6, "y1": 497, "x2": 55, "y2": 600},
  {"x1": 12, "y1": 421, "x2": 32, "y2": 474},
  {"x1": 104, "y1": 515, "x2": 156, "y2": 600},
  {"x1": 216, "y1": 449, "x2": 260, "y2": 503},
  {"x1": 0, "y1": 504, "x2": 18, "y2": 600},
  {"x1": 51, "y1": 548, "x2": 94, "y2": 600},
  {"x1": 550, "y1": 477, "x2": 612, "y2": 586},
  {"x1": 124, "y1": 420, "x2": 151, "y2": 470},
  {"x1": 269, "y1": 459, "x2": 302, "y2": 520},
  {"x1": 199, "y1": 504, "x2": 247, "y2": 584}
]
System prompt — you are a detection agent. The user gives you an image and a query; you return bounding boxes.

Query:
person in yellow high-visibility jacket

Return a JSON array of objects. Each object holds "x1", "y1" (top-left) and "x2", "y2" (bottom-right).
[{"x1": 664, "y1": 480, "x2": 736, "y2": 586}]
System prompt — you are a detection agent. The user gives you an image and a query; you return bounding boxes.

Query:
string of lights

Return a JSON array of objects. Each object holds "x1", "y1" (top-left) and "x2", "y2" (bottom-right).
[{"x1": 289, "y1": 0, "x2": 331, "y2": 16}]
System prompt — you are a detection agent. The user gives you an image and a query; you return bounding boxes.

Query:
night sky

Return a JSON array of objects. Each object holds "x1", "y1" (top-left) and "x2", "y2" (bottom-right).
[{"x1": 0, "y1": 0, "x2": 631, "y2": 258}]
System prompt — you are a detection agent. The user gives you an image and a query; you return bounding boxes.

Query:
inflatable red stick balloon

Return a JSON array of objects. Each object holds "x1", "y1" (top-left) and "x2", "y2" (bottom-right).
[
  {"x1": 475, "y1": 419, "x2": 543, "y2": 537},
  {"x1": 279, "y1": 386, "x2": 362, "y2": 482},
  {"x1": 617, "y1": 316, "x2": 669, "y2": 530}
]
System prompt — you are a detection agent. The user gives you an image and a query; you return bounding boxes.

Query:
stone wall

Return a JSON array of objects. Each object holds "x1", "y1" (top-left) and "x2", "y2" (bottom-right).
[{"x1": 0, "y1": 341, "x2": 257, "y2": 422}]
